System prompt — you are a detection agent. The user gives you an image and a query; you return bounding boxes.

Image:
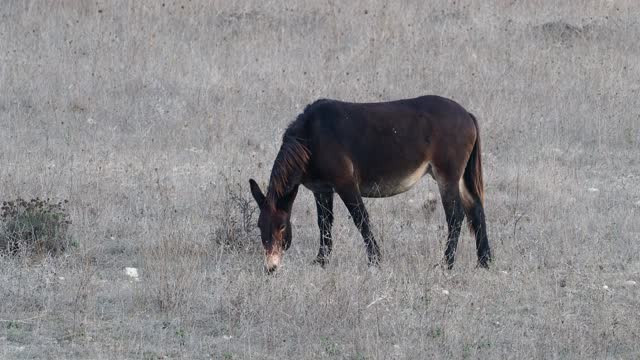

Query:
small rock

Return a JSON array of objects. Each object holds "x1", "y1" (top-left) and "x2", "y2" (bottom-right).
[
  {"x1": 58, "y1": 276, "x2": 65, "y2": 281},
  {"x1": 602, "y1": 285, "x2": 609, "y2": 290},
  {"x1": 624, "y1": 280, "x2": 636, "y2": 286},
  {"x1": 587, "y1": 187, "x2": 600, "y2": 193},
  {"x1": 87, "y1": 118, "x2": 95, "y2": 124},
  {"x1": 125, "y1": 267, "x2": 139, "y2": 281},
  {"x1": 442, "y1": 290, "x2": 449, "y2": 296}
]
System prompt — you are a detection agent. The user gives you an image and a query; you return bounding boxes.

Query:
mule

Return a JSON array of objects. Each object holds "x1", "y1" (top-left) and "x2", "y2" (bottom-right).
[{"x1": 249, "y1": 95, "x2": 492, "y2": 272}]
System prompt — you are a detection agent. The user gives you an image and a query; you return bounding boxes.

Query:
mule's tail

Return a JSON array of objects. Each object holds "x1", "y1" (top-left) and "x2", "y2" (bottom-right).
[
  {"x1": 463, "y1": 113, "x2": 484, "y2": 205},
  {"x1": 462, "y1": 112, "x2": 491, "y2": 267}
]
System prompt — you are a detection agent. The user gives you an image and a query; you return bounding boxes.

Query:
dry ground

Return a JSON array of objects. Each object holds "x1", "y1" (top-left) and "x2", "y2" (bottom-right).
[{"x1": 1, "y1": 1, "x2": 639, "y2": 359}]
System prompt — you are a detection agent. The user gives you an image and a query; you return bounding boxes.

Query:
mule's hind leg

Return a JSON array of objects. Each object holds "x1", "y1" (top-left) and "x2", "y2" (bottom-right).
[
  {"x1": 313, "y1": 191, "x2": 334, "y2": 266},
  {"x1": 460, "y1": 186, "x2": 492, "y2": 267},
  {"x1": 437, "y1": 182, "x2": 466, "y2": 269},
  {"x1": 336, "y1": 185, "x2": 381, "y2": 266}
]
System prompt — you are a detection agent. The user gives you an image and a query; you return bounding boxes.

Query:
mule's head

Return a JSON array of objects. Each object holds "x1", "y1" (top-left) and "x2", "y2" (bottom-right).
[{"x1": 249, "y1": 179, "x2": 297, "y2": 273}]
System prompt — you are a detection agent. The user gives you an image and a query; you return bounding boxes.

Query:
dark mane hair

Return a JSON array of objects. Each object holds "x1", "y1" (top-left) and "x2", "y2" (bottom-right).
[
  {"x1": 267, "y1": 138, "x2": 310, "y2": 202},
  {"x1": 266, "y1": 106, "x2": 318, "y2": 205}
]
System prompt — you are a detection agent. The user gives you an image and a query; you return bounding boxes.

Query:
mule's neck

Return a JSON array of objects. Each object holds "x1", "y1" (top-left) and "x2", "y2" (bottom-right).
[{"x1": 266, "y1": 137, "x2": 310, "y2": 207}]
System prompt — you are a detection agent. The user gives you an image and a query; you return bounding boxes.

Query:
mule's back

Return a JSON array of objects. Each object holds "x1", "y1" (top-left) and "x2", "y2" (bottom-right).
[{"x1": 300, "y1": 96, "x2": 478, "y2": 197}]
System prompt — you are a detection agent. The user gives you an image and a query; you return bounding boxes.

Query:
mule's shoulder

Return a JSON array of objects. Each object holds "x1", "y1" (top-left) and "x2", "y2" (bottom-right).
[
  {"x1": 297, "y1": 98, "x2": 342, "y2": 122},
  {"x1": 304, "y1": 98, "x2": 333, "y2": 111},
  {"x1": 284, "y1": 99, "x2": 337, "y2": 139},
  {"x1": 296, "y1": 98, "x2": 339, "y2": 119}
]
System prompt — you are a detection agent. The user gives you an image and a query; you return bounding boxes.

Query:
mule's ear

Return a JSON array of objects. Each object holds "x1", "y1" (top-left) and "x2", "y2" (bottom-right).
[{"x1": 249, "y1": 179, "x2": 266, "y2": 208}]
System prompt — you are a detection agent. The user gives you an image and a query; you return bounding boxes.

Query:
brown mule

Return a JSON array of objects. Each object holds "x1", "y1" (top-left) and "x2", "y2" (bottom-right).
[{"x1": 249, "y1": 95, "x2": 491, "y2": 272}]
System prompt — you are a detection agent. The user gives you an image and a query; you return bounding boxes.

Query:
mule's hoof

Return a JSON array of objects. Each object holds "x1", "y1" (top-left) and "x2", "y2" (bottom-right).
[
  {"x1": 477, "y1": 253, "x2": 492, "y2": 269},
  {"x1": 313, "y1": 256, "x2": 329, "y2": 267},
  {"x1": 367, "y1": 253, "x2": 382, "y2": 268},
  {"x1": 477, "y1": 259, "x2": 491, "y2": 269},
  {"x1": 444, "y1": 259, "x2": 455, "y2": 270},
  {"x1": 442, "y1": 251, "x2": 456, "y2": 270}
]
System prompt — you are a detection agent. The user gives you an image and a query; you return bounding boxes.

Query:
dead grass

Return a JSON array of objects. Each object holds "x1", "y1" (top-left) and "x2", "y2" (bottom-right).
[{"x1": 1, "y1": 0, "x2": 639, "y2": 358}]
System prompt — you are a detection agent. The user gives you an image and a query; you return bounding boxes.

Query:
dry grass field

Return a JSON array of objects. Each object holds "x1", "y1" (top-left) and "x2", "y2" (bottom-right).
[{"x1": 1, "y1": 0, "x2": 639, "y2": 359}]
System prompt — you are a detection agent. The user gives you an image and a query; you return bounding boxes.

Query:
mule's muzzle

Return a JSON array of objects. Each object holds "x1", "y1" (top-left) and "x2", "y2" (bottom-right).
[{"x1": 264, "y1": 248, "x2": 283, "y2": 274}]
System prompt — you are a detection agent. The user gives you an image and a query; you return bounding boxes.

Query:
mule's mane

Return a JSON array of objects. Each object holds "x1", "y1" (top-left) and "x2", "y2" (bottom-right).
[
  {"x1": 267, "y1": 137, "x2": 310, "y2": 205},
  {"x1": 265, "y1": 101, "x2": 326, "y2": 207}
]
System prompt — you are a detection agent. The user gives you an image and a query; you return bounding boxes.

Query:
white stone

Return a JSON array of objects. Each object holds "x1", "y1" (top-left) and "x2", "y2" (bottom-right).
[{"x1": 125, "y1": 267, "x2": 139, "y2": 281}]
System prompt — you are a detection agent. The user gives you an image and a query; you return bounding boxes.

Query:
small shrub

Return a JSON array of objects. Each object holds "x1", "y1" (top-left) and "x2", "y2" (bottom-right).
[
  {"x1": 462, "y1": 344, "x2": 472, "y2": 359},
  {"x1": 320, "y1": 336, "x2": 340, "y2": 356},
  {"x1": 0, "y1": 197, "x2": 72, "y2": 256},
  {"x1": 212, "y1": 181, "x2": 257, "y2": 251},
  {"x1": 428, "y1": 327, "x2": 443, "y2": 338},
  {"x1": 6, "y1": 321, "x2": 30, "y2": 343},
  {"x1": 175, "y1": 328, "x2": 186, "y2": 346}
]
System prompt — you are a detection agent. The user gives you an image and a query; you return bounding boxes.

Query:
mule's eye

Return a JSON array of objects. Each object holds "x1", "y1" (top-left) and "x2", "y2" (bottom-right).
[{"x1": 278, "y1": 224, "x2": 286, "y2": 232}]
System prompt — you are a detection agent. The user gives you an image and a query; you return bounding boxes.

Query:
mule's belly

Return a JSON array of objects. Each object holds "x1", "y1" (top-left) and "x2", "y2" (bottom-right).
[
  {"x1": 359, "y1": 161, "x2": 431, "y2": 198},
  {"x1": 303, "y1": 160, "x2": 432, "y2": 197}
]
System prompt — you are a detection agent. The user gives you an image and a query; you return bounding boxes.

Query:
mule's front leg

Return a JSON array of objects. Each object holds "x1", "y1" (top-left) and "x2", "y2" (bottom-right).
[
  {"x1": 337, "y1": 186, "x2": 381, "y2": 266},
  {"x1": 313, "y1": 192, "x2": 334, "y2": 266}
]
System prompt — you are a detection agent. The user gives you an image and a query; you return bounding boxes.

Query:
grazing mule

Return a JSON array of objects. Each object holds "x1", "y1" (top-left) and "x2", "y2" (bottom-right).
[{"x1": 249, "y1": 95, "x2": 491, "y2": 272}]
